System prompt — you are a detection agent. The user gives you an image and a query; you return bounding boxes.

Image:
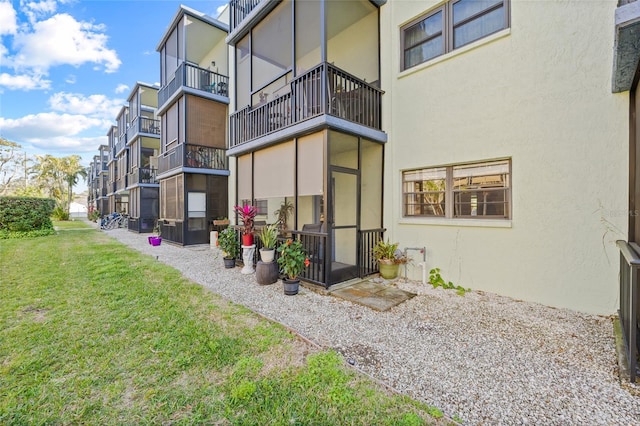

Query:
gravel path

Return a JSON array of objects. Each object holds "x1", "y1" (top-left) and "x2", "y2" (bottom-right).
[{"x1": 102, "y1": 227, "x2": 640, "y2": 425}]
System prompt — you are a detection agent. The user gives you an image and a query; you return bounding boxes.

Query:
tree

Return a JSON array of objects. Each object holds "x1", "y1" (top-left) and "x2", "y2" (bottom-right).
[
  {"x1": 32, "y1": 154, "x2": 86, "y2": 215},
  {"x1": 0, "y1": 137, "x2": 23, "y2": 195}
]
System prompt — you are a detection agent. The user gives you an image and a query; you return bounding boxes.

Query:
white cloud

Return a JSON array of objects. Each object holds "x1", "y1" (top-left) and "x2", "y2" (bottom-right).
[
  {"x1": 48, "y1": 92, "x2": 124, "y2": 120},
  {"x1": 20, "y1": 0, "x2": 58, "y2": 24},
  {"x1": 11, "y1": 13, "x2": 121, "y2": 73},
  {"x1": 0, "y1": 112, "x2": 109, "y2": 141},
  {"x1": 65, "y1": 74, "x2": 76, "y2": 84},
  {"x1": 26, "y1": 135, "x2": 107, "y2": 153},
  {"x1": 0, "y1": 72, "x2": 51, "y2": 90},
  {"x1": 114, "y1": 84, "x2": 129, "y2": 94},
  {"x1": 0, "y1": 1, "x2": 18, "y2": 35}
]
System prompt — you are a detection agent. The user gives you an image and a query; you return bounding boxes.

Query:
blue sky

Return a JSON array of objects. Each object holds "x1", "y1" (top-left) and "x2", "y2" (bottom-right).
[{"x1": 0, "y1": 0, "x2": 228, "y2": 192}]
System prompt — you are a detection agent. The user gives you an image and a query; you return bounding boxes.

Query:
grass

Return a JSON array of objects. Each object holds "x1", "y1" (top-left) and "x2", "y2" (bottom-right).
[{"x1": 0, "y1": 221, "x2": 450, "y2": 425}]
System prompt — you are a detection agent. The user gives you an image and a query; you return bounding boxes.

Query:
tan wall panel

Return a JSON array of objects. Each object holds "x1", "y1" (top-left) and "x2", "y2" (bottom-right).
[
  {"x1": 186, "y1": 95, "x2": 227, "y2": 148},
  {"x1": 254, "y1": 141, "x2": 294, "y2": 199},
  {"x1": 298, "y1": 131, "x2": 325, "y2": 196}
]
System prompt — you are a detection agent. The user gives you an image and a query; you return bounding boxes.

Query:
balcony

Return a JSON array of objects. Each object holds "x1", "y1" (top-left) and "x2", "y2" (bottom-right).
[
  {"x1": 230, "y1": 0, "x2": 262, "y2": 31},
  {"x1": 158, "y1": 62, "x2": 229, "y2": 107},
  {"x1": 158, "y1": 143, "x2": 228, "y2": 175},
  {"x1": 115, "y1": 176, "x2": 128, "y2": 192},
  {"x1": 230, "y1": 62, "x2": 383, "y2": 148},
  {"x1": 127, "y1": 117, "x2": 160, "y2": 141},
  {"x1": 130, "y1": 167, "x2": 158, "y2": 185},
  {"x1": 115, "y1": 137, "x2": 127, "y2": 156}
]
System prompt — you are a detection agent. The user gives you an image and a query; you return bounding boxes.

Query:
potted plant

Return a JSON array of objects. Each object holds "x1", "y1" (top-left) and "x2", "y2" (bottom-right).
[
  {"x1": 234, "y1": 204, "x2": 257, "y2": 246},
  {"x1": 373, "y1": 239, "x2": 407, "y2": 279},
  {"x1": 277, "y1": 238, "x2": 310, "y2": 295},
  {"x1": 258, "y1": 222, "x2": 279, "y2": 263},
  {"x1": 218, "y1": 226, "x2": 239, "y2": 268},
  {"x1": 148, "y1": 221, "x2": 162, "y2": 246},
  {"x1": 274, "y1": 200, "x2": 294, "y2": 234}
]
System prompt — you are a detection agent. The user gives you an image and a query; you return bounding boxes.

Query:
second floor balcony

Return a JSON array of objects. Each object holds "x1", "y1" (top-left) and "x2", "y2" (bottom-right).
[
  {"x1": 115, "y1": 137, "x2": 127, "y2": 156},
  {"x1": 127, "y1": 117, "x2": 160, "y2": 142},
  {"x1": 158, "y1": 62, "x2": 229, "y2": 108},
  {"x1": 230, "y1": 62, "x2": 383, "y2": 148},
  {"x1": 115, "y1": 176, "x2": 128, "y2": 192},
  {"x1": 130, "y1": 167, "x2": 159, "y2": 185},
  {"x1": 158, "y1": 143, "x2": 228, "y2": 175}
]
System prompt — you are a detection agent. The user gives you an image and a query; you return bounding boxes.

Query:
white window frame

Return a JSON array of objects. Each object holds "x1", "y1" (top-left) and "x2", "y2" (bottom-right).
[{"x1": 402, "y1": 159, "x2": 511, "y2": 220}]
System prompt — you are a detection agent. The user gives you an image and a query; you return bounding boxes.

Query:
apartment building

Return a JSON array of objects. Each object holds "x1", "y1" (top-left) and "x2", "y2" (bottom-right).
[
  {"x1": 124, "y1": 82, "x2": 161, "y2": 233},
  {"x1": 380, "y1": 0, "x2": 630, "y2": 315},
  {"x1": 227, "y1": 0, "x2": 387, "y2": 286},
  {"x1": 154, "y1": 5, "x2": 231, "y2": 245},
  {"x1": 86, "y1": 144, "x2": 109, "y2": 215},
  {"x1": 85, "y1": 0, "x2": 638, "y2": 315}
]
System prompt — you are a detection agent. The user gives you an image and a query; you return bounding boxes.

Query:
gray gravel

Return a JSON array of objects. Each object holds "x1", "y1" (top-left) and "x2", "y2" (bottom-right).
[{"x1": 102, "y1": 226, "x2": 640, "y2": 425}]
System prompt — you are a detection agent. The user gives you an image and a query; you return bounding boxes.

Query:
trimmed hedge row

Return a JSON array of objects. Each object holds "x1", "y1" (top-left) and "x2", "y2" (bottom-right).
[{"x1": 0, "y1": 197, "x2": 56, "y2": 232}]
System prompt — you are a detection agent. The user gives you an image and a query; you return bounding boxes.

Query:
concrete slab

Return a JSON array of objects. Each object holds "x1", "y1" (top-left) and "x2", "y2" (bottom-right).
[{"x1": 330, "y1": 279, "x2": 416, "y2": 311}]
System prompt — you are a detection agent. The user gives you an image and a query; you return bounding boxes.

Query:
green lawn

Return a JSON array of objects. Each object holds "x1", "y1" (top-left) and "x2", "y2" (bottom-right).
[{"x1": 0, "y1": 222, "x2": 449, "y2": 425}]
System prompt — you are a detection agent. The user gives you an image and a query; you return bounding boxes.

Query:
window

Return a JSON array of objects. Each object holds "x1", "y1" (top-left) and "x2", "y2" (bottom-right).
[
  {"x1": 401, "y1": 0, "x2": 509, "y2": 71},
  {"x1": 403, "y1": 159, "x2": 510, "y2": 219}
]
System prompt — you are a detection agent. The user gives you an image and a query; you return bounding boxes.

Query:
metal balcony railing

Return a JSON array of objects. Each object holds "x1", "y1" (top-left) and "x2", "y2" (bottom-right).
[
  {"x1": 230, "y1": 62, "x2": 383, "y2": 148},
  {"x1": 158, "y1": 143, "x2": 228, "y2": 174},
  {"x1": 115, "y1": 137, "x2": 127, "y2": 155},
  {"x1": 131, "y1": 167, "x2": 158, "y2": 185},
  {"x1": 230, "y1": 0, "x2": 263, "y2": 31},
  {"x1": 127, "y1": 117, "x2": 160, "y2": 141},
  {"x1": 158, "y1": 62, "x2": 229, "y2": 107}
]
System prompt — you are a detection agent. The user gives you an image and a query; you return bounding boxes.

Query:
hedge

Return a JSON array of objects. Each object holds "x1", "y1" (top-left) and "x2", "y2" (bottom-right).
[{"x1": 0, "y1": 197, "x2": 56, "y2": 233}]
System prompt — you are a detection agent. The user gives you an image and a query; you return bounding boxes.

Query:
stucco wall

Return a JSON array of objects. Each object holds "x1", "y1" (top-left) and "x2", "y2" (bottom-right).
[{"x1": 380, "y1": 0, "x2": 628, "y2": 314}]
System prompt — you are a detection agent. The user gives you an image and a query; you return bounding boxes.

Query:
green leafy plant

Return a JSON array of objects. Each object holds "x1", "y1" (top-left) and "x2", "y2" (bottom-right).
[
  {"x1": 277, "y1": 238, "x2": 309, "y2": 280},
  {"x1": 218, "y1": 226, "x2": 239, "y2": 259},
  {"x1": 373, "y1": 239, "x2": 407, "y2": 265},
  {"x1": 428, "y1": 268, "x2": 470, "y2": 296},
  {"x1": 273, "y1": 200, "x2": 294, "y2": 233},
  {"x1": 258, "y1": 222, "x2": 279, "y2": 249}
]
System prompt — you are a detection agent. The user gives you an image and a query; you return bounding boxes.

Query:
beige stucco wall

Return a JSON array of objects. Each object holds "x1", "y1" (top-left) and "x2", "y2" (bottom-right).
[{"x1": 380, "y1": 0, "x2": 628, "y2": 314}]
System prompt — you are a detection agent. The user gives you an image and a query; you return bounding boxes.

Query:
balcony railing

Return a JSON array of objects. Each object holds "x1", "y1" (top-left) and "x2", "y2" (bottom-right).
[
  {"x1": 158, "y1": 62, "x2": 229, "y2": 107},
  {"x1": 230, "y1": 62, "x2": 383, "y2": 148},
  {"x1": 158, "y1": 143, "x2": 228, "y2": 174},
  {"x1": 130, "y1": 167, "x2": 158, "y2": 185},
  {"x1": 230, "y1": 0, "x2": 262, "y2": 31},
  {"x1": 115, "y1": 137, "x2": 127, "y2": 155},
  {"x1": 116, "y1": 176, "x2": 128, "y2": 192},
  {"x1": 127, "y1": 117, "x2": 160, "y2": 140}
]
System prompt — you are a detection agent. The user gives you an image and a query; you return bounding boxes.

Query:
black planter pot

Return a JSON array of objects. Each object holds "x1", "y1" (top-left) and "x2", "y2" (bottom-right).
[
  {"x1": 223, "y1": 257, "x2": 236, "y2": 268},
  {"x1": 283, "y1": 278, "x2": 300, "y2": 295}
]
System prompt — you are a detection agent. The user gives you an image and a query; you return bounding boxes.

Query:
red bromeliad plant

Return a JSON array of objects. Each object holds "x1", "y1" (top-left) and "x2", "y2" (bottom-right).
[
  {"x1": 277, "y1": 238, "x2": 310, "y2": 280},
  {"x1": 234, "y1": 204, "x2": 257, "y2": 236}
]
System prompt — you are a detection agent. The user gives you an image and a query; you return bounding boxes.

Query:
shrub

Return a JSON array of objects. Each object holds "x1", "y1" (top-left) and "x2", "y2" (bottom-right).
[{"x1": 0, "y1": 197, "x2": 55, "y2": 238}]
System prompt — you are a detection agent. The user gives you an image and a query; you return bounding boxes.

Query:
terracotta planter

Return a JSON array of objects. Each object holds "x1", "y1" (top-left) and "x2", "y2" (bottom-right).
[
  {"x1": 283, "y1": 278, "x2": 300, "y2": 295},
  {"x1": 242, "y1": 234, "x2": 254, "y2": 246},
  {"x1": 259, "y1": 248, "x2": 275, "y2": 263},
  {"x1": 223, "y1": 257, "x2": 236, "y2": 269},
  {"x1": 378, "y1": 262, "x2": 399, "y2": 279}
]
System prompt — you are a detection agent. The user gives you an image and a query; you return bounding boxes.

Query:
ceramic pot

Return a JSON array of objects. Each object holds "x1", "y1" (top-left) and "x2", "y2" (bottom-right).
[
  {"x1": 378, "y1": 262, "x2": 399, "y2": 279},
  {"x1": 283, "y1": 278, "x2": 300, "y2": 295},
  {"x1": 259, "y1": 248, "x2": 275, "y2": 263},
  {"x1": 242, "y1": 234, "x2": 254, "y2": 246}
]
